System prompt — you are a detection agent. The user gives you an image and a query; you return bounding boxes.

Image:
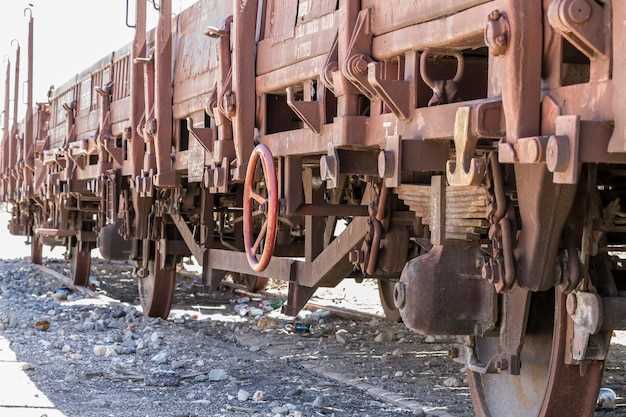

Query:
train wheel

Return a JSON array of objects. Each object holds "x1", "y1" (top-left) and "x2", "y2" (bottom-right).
[
  {"x1": 137, "y1": 240, "x2": 176, "y2": 319},
  {"x1": 234, "y1": 273, "x2": 269, "y2": 293},
  {"x1": 243, "y1": 144, "x2": 279, "y2": 272},
  {"x1": 69, "y1": 240, "x2": 91, "y2": 286},
  {"x1": 31, "y1": 234, "x2": 43, "y2": 265},
  {"x1": 378, "y1": 279, "x2": 402, "y2": 322},
  {"x1": 468, "y1": 289, "x2": 605, "y2": 417}
]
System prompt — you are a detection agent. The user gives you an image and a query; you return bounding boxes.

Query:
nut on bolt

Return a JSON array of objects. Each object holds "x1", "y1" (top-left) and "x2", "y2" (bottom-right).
[{"x1": 485, "y1": 9, "x2": 510, "y2": 57}]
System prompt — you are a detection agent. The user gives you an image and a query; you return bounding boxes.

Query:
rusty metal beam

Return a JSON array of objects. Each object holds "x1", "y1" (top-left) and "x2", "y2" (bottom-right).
[
  {"x1": 169, "y1": 210, "x2": 203, "y2": 261},
  {"x1": 129, "y1": 0, "x2": 146, "y2": 178},
  {"x1": 207, "y1": 248, "x2": 296, "y2": 281},
  {"x1": 371, "y1": 1, "x2": 494, "y2": 60},
  {"x1": 153, "y1": 0, "x2": 175, "y2": 187},
  {"x1": 297, "y1": 216, "x2": 368, "y2": 288},
  {"x1": 230, "y1": 0, "x2": 258, "y2": 182}
]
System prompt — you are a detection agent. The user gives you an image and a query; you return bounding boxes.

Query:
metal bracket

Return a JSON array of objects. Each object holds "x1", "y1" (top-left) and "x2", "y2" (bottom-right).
[
  {"x1": 320, "y1": 34, "x2": 339, "y2": 96},
  {"x1": 446, "y1": 107, "x2": 485, "y2": 186},
  {"x1": 286, "y1": 86, "x2": 321, "y2": 134},
  {"x1": 341, "y1": 9, "x2": 376, "y2": 99},
  {"x1": 367, "y1": 62, "x2": 411, "y2": 120},
  {"x1": 547, "y1": 0, "x2": 608, "y2": 59},
  {"x1": 567, "y1": 291, "x2": 603, "y2": 361},
  {"x1": 320, "y1": 147, "x2": 341, "y2": 189},
  {"x1": 186, "y1": 117, "x2": 215, "y2": 154}
]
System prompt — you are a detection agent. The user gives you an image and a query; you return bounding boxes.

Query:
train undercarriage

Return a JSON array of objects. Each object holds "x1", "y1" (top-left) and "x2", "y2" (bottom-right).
[{"x1": 1, "y1": 0, "x2": 626, "y2": 415}]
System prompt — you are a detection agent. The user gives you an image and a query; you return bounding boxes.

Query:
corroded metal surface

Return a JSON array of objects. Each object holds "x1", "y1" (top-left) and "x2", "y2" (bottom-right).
[{"x1": 1, "y1": 1, "x2": 625, "y2": 415}]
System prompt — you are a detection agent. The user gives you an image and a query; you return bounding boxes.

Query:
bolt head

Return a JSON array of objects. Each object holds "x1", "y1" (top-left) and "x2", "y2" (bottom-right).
[
  {"x1": 567, "y1": 0, "x2": 592, "y2": 24},
  {"x1": 488, "y1": 9, "x2": 502, "y2": 21}
]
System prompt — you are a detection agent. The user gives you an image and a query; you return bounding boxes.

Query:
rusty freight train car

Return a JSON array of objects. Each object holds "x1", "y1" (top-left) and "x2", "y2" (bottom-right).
[{"x1": 1, "y1": 0, "x2": 625, "y2": 415}]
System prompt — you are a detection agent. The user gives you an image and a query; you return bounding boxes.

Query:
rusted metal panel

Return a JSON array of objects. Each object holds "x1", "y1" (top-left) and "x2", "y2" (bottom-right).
[
  {"x1": 371, "y1": 2, "x2": 496, "y2": 60},
  {"x1": 264, "y1": 0, "x2": 299, "y2": 42},
  {"x1": 256, "y1": 12, "x2": 337, "y2": 75},
  {"x1": 365, "y1": 0, "x2": 493, "y2": 35},
  {"x1": 173, "y1": 0, "x2": 231, "y2": 118},
  {"x1": 609, "y1": 0, "x2": 626, "y2": 152}
]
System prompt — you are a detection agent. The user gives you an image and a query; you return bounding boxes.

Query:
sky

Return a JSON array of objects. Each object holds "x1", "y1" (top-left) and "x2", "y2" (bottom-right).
[{"x1": 0, "y1": 0, "x2": 197, "y2": 132}]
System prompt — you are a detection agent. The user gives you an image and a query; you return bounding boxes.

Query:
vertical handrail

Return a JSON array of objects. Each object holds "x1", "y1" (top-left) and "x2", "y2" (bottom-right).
[
  {"x1": 231, "y1": 0, "x2": 259, "y2": 182},
  {"x1": 130, "y1": 0, "x2": 146, "y2": 177},
  {"x1": 2, "y1": 60, "x2": 10, "y2": 184},
  {"x1": 10, "y1": 40, "x2": 20, "y2": 189},
  {"x1": 153, "y1": 0, "x2": 174, "y2": 187},
  {"x1": 24, "y1": 8, "x2": 34, "y2": 192}
]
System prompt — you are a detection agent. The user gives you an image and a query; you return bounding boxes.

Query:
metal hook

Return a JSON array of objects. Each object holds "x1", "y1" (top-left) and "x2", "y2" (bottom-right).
[
  {"x1": 151, "y1": 0, "x2": 160, "y2": 11},
  {"x1": 24, "y1": 7, "x2": 33, "y2": 19},
  {"x1": 10, "y1": 39, "x2": 20, "y2": 50}
]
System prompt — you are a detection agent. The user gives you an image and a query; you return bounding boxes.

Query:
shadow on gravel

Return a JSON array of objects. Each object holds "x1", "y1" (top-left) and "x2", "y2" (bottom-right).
[{"x1": 1, "y1": 258, "x2": 625, "y2": 417}]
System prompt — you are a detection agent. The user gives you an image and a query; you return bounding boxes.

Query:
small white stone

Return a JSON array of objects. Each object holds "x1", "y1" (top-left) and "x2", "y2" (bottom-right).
[
  {"x1": 312, "y1": 395, "x2": 325, "y2": 408},
  {"x1": 237, "y1": 389, "x2": 250, "y2": 401},
  {"x1": 335, "y1": 329, "x2": 349, "y2": 345},
  {"x1": 394, "y1": 371, "x2": 404, "y2": 378},
  {"x1": 61, "y1": 344, "x2": 71, "y2": 353},
  {"x1": 374, "y1": 330, "x2": 394, "y2": 343},
  {"x1": 21, "y1": 363, "x2": 33, "y2": 371},
  {"x1": 208, "y1": 368, "x2": 227, "y2": 381},
  {"x1": 443, "y1": 376, "x2": 461, "y2": 387},
  {"x1": 93, "y1": 345, "x2": 107, "y2": 357},
  {"x1": 151, "y1": 351, "x2": 168, "y2": 364}
]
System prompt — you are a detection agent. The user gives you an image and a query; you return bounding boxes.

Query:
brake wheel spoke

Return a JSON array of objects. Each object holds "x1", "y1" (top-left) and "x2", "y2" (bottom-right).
[{"x1": 252, "y1": 220, "x2": 268, "y2": 254}]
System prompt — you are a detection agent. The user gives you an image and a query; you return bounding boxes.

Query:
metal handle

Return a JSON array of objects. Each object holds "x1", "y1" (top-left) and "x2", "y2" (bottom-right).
[
  {"x1": 420, "y1": 48, "x2": 465, "y2": 90},
  {"x1": 125, "y1": 0, "x2": 136, "y2": 28}
]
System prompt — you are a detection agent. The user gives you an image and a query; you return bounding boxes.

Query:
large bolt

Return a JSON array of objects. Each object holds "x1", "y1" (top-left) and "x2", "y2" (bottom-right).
[
  {"x1": 567, "y1": 0, "x2": 592, "y2": 24},
  {"x1": 488, "y1": 9, "x2": 502, "y2": 21},
  {"x1": 546, "y1": 135, "x2": 570, "y2": 173},
  {"x1": 378, "y1": 151, "x2": 394, "y2": 179}
]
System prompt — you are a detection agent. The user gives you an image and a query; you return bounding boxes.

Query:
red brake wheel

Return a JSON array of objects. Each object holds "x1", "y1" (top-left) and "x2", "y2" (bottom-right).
[{"x1": 243, "y1": 144, "x2": 278, "y2": 272}]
